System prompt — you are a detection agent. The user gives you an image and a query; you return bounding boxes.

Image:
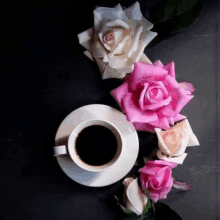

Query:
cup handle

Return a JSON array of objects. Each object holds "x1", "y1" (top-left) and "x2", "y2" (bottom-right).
[{"x1": 53, "y1": 145, "x2": 67, "y2": 156}]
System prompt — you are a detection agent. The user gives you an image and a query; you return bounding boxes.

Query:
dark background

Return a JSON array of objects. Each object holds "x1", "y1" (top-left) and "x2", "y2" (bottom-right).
[{"x1": 1, "y1": 0, "x2": 220, "y2": 219}]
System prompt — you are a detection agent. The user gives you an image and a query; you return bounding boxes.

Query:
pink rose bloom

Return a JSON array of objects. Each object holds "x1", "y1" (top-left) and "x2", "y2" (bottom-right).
[
  {"x1": 139, "y1": 160, "x2": 177, "y2": 202},
  {"x1": 110, "y1": 61, "x2": 194, "y2": 132}
]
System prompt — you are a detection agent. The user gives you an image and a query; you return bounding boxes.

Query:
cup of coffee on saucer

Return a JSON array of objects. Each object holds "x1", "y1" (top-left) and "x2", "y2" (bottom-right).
[
  {"x1": 54, "y1": 104, "x2": 139, "y2": 187},
  {"x1": 53, "y1": 119, "x2": 123, "y2": 172}
]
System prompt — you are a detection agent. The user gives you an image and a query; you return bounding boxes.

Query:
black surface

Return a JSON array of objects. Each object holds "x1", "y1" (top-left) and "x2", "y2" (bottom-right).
[{"x1": 1, "y1": 0, "x2": 220, "y2": 219}]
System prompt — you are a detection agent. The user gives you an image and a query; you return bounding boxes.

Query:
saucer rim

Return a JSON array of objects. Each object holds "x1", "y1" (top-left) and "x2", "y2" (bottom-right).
[{"x1": 55, "y1": 104, "x2": 139, "y2": 187}]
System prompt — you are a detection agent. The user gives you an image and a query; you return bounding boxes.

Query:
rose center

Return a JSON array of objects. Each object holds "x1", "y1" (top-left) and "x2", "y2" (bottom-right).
[
  {"x1": 161, "y1": 129, "x2": 183, "y2": 154},
  {"x1": 147, "y1": 87, "x2": 164, "y2": 102},
  {"x1": 162, "y1": 131, "x2": 178, "y2": 145},
  {"x1": 103, "y1": 32, "x2": 115, "y2": 45}
]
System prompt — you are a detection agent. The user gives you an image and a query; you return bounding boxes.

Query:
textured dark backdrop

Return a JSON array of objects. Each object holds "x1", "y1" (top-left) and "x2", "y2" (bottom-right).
[{"x1": 1, "y1": 0, "x2": 220, "y2": 219}]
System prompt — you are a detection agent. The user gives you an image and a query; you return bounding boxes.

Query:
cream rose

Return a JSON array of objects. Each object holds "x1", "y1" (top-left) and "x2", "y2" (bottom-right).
[
  {"x1": 78, "y1": 2, "x2": 157, "y2": 79},
  {"x1": 122, "y1": 178, "x2": 148, "y2": 215},
  {"x1": 155, "y1": 119, "x2": 200, "y2": 164}
]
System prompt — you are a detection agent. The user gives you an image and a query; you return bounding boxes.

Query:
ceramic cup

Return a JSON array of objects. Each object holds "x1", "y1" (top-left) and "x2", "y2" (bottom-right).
[{"x1": 53, "y1": 119, "x2": 123, "y2": 172}]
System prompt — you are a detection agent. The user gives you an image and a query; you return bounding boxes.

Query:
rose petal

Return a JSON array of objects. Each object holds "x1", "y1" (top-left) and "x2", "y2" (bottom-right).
[
  {"x1": 139, "y1": 53, "x2": 152, "y2": 65},
  {"x1": 92, "y1": 41, "x2": 109, "y2": 62},
  {"x1": 127, "y1": 25, "x2": 143, "y2": 58},
  {"x1": 149, "y1": 117, "x2": 171, "y2": 130},
  {"x1": 108, "y1": 56, "x2": 128, "y2": 69},
  {"x1": 173, "y1": 179, "x2": 194, "y2": 190},
  {"x1": 129, "y1": 62, "x2": 168, "y2": 91},
  {"x1": 132, "y1": 122, "x2": 155, "y2": 132},
  {"x1": 93, "y1": 6, "x2": 128, "y2": 32},
  {"x1": 121, "y1": 92, "x2": 158, "y2": 123},
  {"x1": 155, "y1": 128, "x2": 172, "y2": 155},
  {"x1": 78, "y1": 27, "x2": 94, "y2": 52},
  {"x1": 157, "y1": 151, "x2": 188, "y2": 164},
  {"x1": 179, "y1": 82, "x2": 195, "y2": 93},
  {"x1": 124, "y1": 2, "x2": 153, "y2": 30},
  {"x1": 139, "y1": 82, "x2": 149, "y2": 110},
  {"x1": 126, "y1": 178, "x2": 148, "y2": 215},
  {"x1": 163, "y1": 62, "x2": 175, "y2": 79},
  {"x1": 174, "y1": 114, "x2": 186, "y2": 122},
  {"x1": 163, "y1": 75, "x2": 194, "y2": 114},
  {"x1": 110, "y1": 81, "x2": 130, "y2": 106},
  {"x1": 144, "y1": 96, "x2": 172, "y2": 111},
  {"x1": 159, "y1": 105, "x2": 175, "y2": 117},
  {"x1": 153, "y1": 60, "x2": 164, "y2": 67}
]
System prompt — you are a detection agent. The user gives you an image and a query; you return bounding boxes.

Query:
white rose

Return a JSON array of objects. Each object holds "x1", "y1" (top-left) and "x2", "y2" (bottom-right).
[
  {"x1": 155, "y1": 119, "x2": 199, "y2": 164},
  {"x1": 123, "y1": 177, "x2": 148, "y2": 215},
  {"x1": 78, "y1": 2, "x2": 157, "y2": 79}
]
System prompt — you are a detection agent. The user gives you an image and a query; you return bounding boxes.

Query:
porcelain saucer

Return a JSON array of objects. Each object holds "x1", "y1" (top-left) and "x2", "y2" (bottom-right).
[{"x1": 55, "y1": 104, "x2": 139, "y2": 187}]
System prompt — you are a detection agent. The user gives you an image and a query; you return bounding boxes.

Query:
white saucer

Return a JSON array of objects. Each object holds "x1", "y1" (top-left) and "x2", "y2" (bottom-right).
[{"x1": 55, "y1": 104, "x2": 139, "y2": 187}]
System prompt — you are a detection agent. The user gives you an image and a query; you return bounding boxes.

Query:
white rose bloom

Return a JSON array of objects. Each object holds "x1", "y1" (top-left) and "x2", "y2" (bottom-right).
[
  {"x1": 123, "y1": 177, "x2": 148, "y2": 215},
  {"x1": 155, "y1": 119, "x2": 200, "y2": 164},
  {"x1": 78, "y1": 2, "x2": 157, "y2": 79}
]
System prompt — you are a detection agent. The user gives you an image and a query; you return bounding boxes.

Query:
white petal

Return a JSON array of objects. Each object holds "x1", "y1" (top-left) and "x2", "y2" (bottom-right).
[
  {"x1": 173, "y1": 133, "x2": 189, "y2": 156},
  {"x1": 108, "y1": 56, "x2": 127, "y2": 69},
  {"x1": 114, "y1": 3, "x2": 123, "y2": 10},
  {"x1": 123, "y1": 178, "x2": 134, "y2": 187},
  {"x1": 108, "y1": 35, "x2": 130, "y2": 58},
  {"x1": 92, "y1": 41, "x2": 109, "y2": 62},
  {"x1": 139, "y1": 53, "x2": 152, "y2": 64},
  {"x1": 123, "y1": 178, "x2": 148, "y2": 215},
  {"x1": 83, "y1": 51, "x2": 94, "y2": 61},
  {"x1": 93, "y1": 6, "x2": 128, "y2": 32},
  {"x1": 124, "y1": 2, "x2": 153, "y2": 30},
  {"x1": 155, "y1": 128, "x2": 172, "y2": 155},
  {"x1": 188, "y1": 133, "x2": 200, "y2": 146},
  {"x1": 94, "y1": 58, "x2": 123, "y2": 79},
  {"x1": 127, "y1": 25, "x2": 143, "y2": 58},
  {"x1": 157, "y1": 151, "x2": 188, "y2": 164},
  {"x1": 78, "y1": 28, "x2": 94, "y2": 52},
  {"x1": 128, "y1": 31, "x2": 157, "y2": 63},
  {"x1": 184, "y1": 119, "x2": 200, "y2": 146},
  {"x1": 139, "y1": 30, "x2": 158, "y2": 44},
  {"x1": 102, "y1": 19, "x2": 130, "y2": 31}
]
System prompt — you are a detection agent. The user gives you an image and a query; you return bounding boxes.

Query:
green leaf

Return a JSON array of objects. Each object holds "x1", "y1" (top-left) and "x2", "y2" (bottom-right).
[
  {"x1": 147, "y1": 0, "x2": 204, "y2": 49},
  {"x1": 114, "y1": 196, "x2": 138, "y2": 220},
  {"x1": 150, "y1": 0, "x2": 201, "y2": 24}
]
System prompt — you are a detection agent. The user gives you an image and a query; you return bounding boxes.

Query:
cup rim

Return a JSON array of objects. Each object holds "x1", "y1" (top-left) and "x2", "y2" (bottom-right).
[{"x1": 67, "y1": 119, "x2": 123, "y2": 172}]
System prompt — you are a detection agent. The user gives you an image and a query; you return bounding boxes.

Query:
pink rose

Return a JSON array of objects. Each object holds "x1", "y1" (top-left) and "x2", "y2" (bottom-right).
[
  {"x1": 110, "y1": 61, "x2": 194, "y2": 132},
  {"x1": 139, "y1": 160, "x2": 177, "y2": 202}
]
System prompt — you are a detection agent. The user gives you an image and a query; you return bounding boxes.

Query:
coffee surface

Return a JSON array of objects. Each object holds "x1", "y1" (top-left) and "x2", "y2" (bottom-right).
[{"x1": 75, "y1": 125, "x2": 118, "y2": 166}]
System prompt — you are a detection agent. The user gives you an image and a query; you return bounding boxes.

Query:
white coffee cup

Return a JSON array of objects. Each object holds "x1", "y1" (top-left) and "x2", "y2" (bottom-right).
[{"x1": 53, "y1": 119, "x2": 123, "y2": 172}]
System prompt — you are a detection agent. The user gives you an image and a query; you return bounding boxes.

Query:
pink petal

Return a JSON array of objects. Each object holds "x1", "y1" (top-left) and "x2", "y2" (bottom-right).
[
  {"x1": 163, "y1": 75, "x2": 179, "y2": 91},
  {"x1": 132, "y1": 122, "x2": 156, "y2": 132},
  {"x1": 141, "y1": 160, "x2": 178, "y2": 169},
  {"x1": 129, "y1": 62, "x2": 168, "y2": 91},
  {"x1": 139, "y1": 83, "x2": 149, "y2": 110},
  {"x1": 149, "y1": 117, "x2": 171, "y2": 130},
  {"x1": 110, "y1": 81, "x2": 130, "y2": 107},
  {"x1": 173, "y1": 179, "x2": 194, "y2": 190},
  {"x1": 175, "y1": 87, "x2": 194, "y2": 115},
  {"x1": 173, "y1": 114, "x2": 186, "y2": 122},
  {"x1": 153, "y1": 60, "x2": 164, "y2": 67},
  {"x1": 167, "y1": 116, "x2": 174, "y2": 125},
  {"x1": 121, "y1": 92, "x2": 158, "y2": 123},
  {"x1": 163, "y1": 75, "x2": 194, "y2": 115},
  {"x1": 159, "y1": 105, "x2": 175, "y2": 117},
  {"x1": 163, "y1": 62, "x2": 175, "y2": 79},
  {"x1": 144, "y1": 96, "x2": 172, "y2": 111},
  {"x1": 152, "y1": 160, "x2": 178, "y2": 169},
  {"x1": 179, "y1": 82, "x2": 195, "y2": 93}
]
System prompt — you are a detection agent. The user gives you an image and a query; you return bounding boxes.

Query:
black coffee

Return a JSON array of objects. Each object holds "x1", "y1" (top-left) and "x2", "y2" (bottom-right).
[{"x1": 75, "y1": 125, "x2": 118, "y2": 166}]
